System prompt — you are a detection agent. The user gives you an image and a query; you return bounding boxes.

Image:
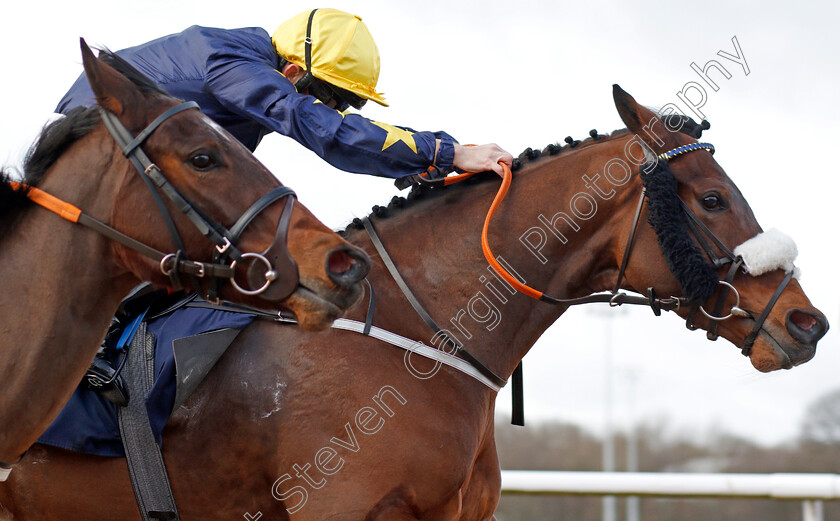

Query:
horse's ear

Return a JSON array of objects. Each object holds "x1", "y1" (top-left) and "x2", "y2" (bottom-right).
[
  {"x1": 613, "y1": 85, "x2": 644, "y2": 129},
  {"x1": 613, "y1": 84, "x2": 672, "y2": 151},
  {"x1": 80, "y1": 38, "x2": 140, "y2": 116}
]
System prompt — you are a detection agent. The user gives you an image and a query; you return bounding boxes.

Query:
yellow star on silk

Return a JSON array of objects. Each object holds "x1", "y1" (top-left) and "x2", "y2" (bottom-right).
[{"x1": 370, "y1": 121, "x2": 418, "y2": 153}]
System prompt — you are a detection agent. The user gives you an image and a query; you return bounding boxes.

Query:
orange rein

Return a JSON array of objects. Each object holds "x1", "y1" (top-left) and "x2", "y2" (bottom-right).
[
  {"x1": 478, "y1": 163, "x2": 545, "y2": 300},
  {"x1": 436, "y1": 142, "x2": 540, "y2": 297},
  {"x1": 8, "y1": 182, "x2": 82, "y2": 223},
  {"x1": 436, "y1": 163, "x2": 544, "y2": 301}
]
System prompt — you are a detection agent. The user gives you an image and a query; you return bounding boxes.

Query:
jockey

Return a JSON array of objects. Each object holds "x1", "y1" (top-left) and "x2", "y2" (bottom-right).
[
  {"x1": 57, "y1": 8, "x2": 513, "y2": 179},
  {"x1": 50, "y1": 8, "x2": 514, "y2": 410}
]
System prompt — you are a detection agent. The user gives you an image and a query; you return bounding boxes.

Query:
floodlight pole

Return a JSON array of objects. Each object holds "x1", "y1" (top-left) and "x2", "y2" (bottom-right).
[
  {"x1": 626, "y1": 371, "x2": 640, "y2": 521},
  {"x1": 602, "y1": 314, "x2": 616, "y2": 521}
]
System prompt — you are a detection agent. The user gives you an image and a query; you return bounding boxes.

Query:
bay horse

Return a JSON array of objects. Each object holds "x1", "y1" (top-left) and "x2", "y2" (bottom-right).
[
  {"x1": 0, "y1": 42, "x2": 369, "y2": 474},
  {"x1": 0, "y1": 86, "x2": 828, "y2": 521}
]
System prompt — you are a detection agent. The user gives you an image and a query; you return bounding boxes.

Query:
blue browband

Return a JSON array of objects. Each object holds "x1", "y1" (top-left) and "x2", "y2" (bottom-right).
[{"x1": 658, "y1": 142, "x2": 715, "y2": 161}]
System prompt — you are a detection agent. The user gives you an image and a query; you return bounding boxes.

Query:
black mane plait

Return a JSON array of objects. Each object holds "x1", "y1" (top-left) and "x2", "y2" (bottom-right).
[
  {"x1": 666, "y1": 114, "x2": 711, "y2": 139},
  {"x1": 339, "y1": 129, "x2": 630, "y2": 235}
]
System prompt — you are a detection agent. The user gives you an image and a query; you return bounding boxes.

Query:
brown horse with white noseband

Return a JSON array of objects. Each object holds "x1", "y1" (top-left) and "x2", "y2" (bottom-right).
[
  {"x1": 0, "y1": 85, "x2": 827, "y2": 520},
  {"x1": 0, "y1": 42, "x2": 369, "y2": 477}
]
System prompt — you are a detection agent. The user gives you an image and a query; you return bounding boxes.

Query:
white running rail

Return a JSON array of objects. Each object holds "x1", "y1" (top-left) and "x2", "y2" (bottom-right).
[{"x1": 501, "y1": 471, "x2": 840, "y2": 521}]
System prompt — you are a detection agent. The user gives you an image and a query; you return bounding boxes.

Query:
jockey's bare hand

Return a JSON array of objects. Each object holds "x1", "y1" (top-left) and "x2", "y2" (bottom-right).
[{"x1": 453, "y1": 143, "x2": 514, "y2": 177}]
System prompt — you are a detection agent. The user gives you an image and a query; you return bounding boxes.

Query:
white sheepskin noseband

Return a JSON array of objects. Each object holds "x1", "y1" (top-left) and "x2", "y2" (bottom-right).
[{"x1": 733, "y1": 229, "x2": 800, "y2": 278}]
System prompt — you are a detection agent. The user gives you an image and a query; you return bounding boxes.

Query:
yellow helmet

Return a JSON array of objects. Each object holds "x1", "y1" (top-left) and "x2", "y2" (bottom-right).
[{"x1": 272, "y1": 8, "x2": 388, "y2": 107}]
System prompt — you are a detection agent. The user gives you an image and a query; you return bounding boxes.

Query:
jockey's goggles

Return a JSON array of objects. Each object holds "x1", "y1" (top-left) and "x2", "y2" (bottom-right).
[{"x1": 309, "y1": 79, "x2": 368, "y2": 111}]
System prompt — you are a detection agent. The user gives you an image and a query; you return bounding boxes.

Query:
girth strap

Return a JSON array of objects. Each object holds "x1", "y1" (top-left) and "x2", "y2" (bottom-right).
[
  {"x1": 118, "y1": 322, "x2": 180, "y2": 521},
  {"x1": 511, "y1": 363, "x2": 524, "y2": 426}
]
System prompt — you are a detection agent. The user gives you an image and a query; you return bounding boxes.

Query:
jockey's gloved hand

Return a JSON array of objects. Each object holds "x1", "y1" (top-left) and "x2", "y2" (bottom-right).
[{"x1": 453, "y1": 143, "x2": 514, "y2": 177}]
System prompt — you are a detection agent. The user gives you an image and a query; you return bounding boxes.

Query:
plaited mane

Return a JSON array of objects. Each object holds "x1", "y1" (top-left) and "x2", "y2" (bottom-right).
[
  {"x1": 341, "y1": 116, "x2": 719, "y2": 302},
  {"x1": 342, "y1": 116, "x2": 710, "y2": 233}
]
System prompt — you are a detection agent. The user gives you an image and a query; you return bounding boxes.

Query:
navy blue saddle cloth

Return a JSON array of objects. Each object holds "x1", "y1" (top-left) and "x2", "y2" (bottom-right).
[{"x1": 38, "y1": 303, "x2": 255, "y2": 457}]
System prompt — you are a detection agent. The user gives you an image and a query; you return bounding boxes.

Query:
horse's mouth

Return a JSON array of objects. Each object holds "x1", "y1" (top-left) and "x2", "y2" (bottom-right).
[
  {"x1": 748, "y1": 325, "x2": 815, "y2": 372},
  {"x1": 282, "y1": 280, "x2": 364, "y2": 331}
]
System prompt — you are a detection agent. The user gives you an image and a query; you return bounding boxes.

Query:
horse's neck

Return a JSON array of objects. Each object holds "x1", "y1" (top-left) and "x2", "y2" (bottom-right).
[
  {"x1": 0, "y1": 134, "x2": 135, "y2": 358},
  {"x1": 354, "y1": 137, "x2": 640, "y2": 381},
  {"x1": 0, "y1": 131, "x2": 141, "y2": 459}
]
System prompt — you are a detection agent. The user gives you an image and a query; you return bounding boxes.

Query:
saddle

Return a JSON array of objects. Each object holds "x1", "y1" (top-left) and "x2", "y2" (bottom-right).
[
  {"x1": 71, "y1": 286, "x2": 256, "y2": 521},
  {"x1": 40, "y1": 285, "x2": 256, "y2": 459}
]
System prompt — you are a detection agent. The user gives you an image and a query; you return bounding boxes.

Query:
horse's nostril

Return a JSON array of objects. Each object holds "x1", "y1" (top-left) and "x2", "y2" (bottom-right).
[
  {"x1": 790, "y1": 310, "x2": 817, "y2": 332},
  {"x1": 326, "y1": 247, "x2": 371, "y2": 288},
  {"x1": 786, "y1": 309, "x2": 829, "y2": 344},
  {"x1": 328, "y1": 249, "x2": 355, "y2": 275}
]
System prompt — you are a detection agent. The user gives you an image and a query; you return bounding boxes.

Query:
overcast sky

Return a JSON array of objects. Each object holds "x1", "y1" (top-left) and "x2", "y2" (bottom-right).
[{"x1": 2, "y1": 0, "x2": 838, "y2": 447}]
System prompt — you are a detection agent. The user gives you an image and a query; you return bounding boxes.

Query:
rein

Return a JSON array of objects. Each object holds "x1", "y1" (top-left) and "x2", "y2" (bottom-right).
[{"x1": 13, "y1": 101, "x2": 299, "y2": 302}]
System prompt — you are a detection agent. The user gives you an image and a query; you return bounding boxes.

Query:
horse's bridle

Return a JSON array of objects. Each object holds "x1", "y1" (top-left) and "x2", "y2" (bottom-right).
[
  {"x1": 482, "y1": 141, "x2": 796, "y2": 357},
  {"x1": 673, "y1": 194, "x2": 794, "y2": 357},
  {"x1": 19, "y1": 101, "x2": 300, "y2": 302}
]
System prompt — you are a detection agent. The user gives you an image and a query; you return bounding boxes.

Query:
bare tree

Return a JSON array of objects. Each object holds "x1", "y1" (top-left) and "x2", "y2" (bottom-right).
[{"x1": 800, "y1": 387, "x2": 840, "y2": 445}]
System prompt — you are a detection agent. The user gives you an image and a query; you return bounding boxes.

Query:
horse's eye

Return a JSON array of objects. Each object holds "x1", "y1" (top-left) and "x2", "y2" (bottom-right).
[
  {"x1": 701, "y1": 193, "x2": 723, "y2": 210},
  {"x1": 189, "y1": 153, "x2": 215, "y2": 171}
]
